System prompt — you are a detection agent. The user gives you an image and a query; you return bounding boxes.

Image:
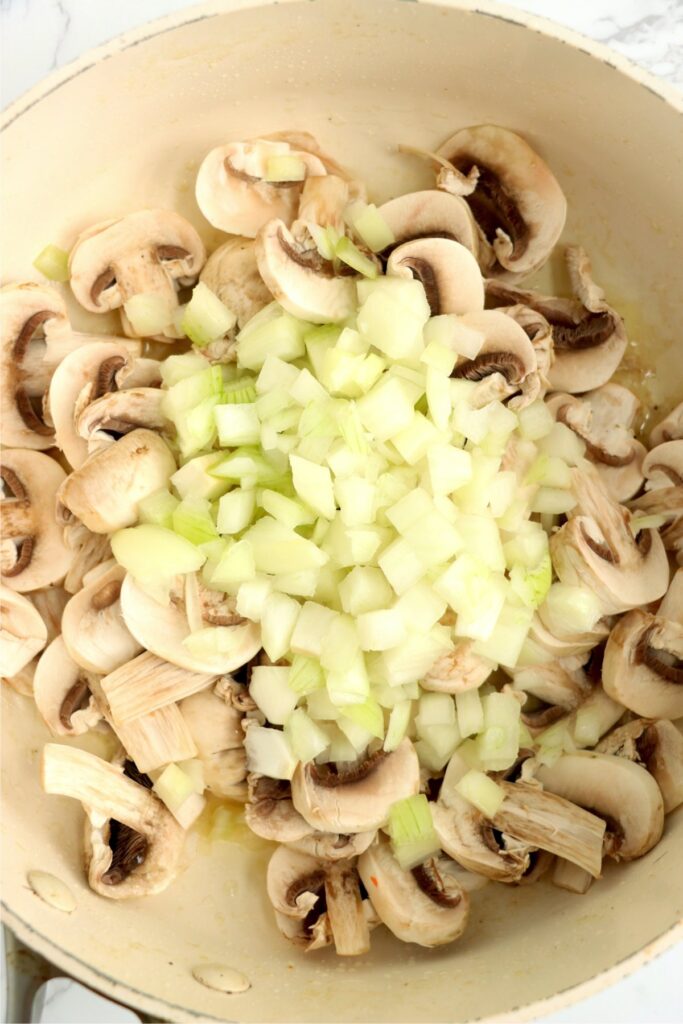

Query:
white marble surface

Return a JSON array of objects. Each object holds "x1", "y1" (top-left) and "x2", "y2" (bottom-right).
[{"x1": 1, "y1": 1, "x2": 682, "y2": 1022}]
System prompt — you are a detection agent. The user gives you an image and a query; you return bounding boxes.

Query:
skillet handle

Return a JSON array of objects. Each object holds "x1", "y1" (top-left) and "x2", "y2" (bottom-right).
[{"x1": 2, "y1": 926, "x2": 165, "y2": 1024}]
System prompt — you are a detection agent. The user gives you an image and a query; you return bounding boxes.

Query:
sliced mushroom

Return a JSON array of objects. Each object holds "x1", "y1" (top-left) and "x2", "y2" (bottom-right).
[
  {"x1": 33, "y1": 636, "x2": 102, "y2": 736},
  {"x1": 0, "y1": 449, "x2": 72, "y2": 591},
  {"x1": 431, "y1": 792, "x2": 532, "y2": 883},
  {"x1": 386, "y1": 238, "x2": 484, "y2": 316},
  {"x1": 548, "y1": 385, "x2": 646, "y2": 502},
  {"x1": 60, "y1": 564, "x2": 142, "y2": 675},
  {"x1": 255, "y1": 219, "x2": 356, "y2": 324},
  {"x1": 119, "y1": 574, "x2": 261, "y2": 675},
  {"x1": 261, "y1": 130, "x2": 359, "y2": 185},
  {"x1": 422, "y1": 640, "x2": 494, "y2": 693},
  {"x1": 528, "y1": 610, "x2": 609, "y2": 663},
  {"x1": 266, "y1": 845, "x2": 370, "y2": 955},
  {"x1": 596, "y1": 718, "x2": 683, "y2": 814},
  {"x1": 196, "y1": 139, "x2": 326, "y2": 237},
  {"x1": 491, "y1": 781, "x2": 605, "y2": 877},
  {"x1": 76, "y1": 387, "x2": 167, "y2": 454},
  {"x1": 640, "y1": 441, "x2": 683, "y2": 554},
  {"x1": 290, "y1": 829, "x2": 377, "y2": 861},
  {"x1": 502, "y1": 303, "x2": 554, "y2": 385},
  {"x1": 602, "y1": 610, "x2": 683, "y2": 720},
  {"x1": 63, "y1": 521, "x2": 112, "y2": 594},
  {"x1": 297, "y1": 174, "x2": 350, "y2": 232},
  {"x1": 42, "y1": 744, "x2": 185, "y2": 898},
  {"x1": 0, "y1": 585, "x2": 48, "y2": 678},
  {"x1": 202, "y1": 748, "x2": 248, "y2": 799},
  {"x1": 436, "y1": 125, "x2": 566, "y2": 278},
  {"x1": 377, "y1": 190, "x2": 479, "y2": 258},
  {"x1": 549, "y1": 465, "x2": 669, "y2": 615},
  {"x1": 30, "y1": 587, "x2": 69, "y2": 642},
  {"x1": 451, "y1": 310, "x2": 541, "y2": 409},
  {"x1": 180, "y1": 685, "x2": 244, "y2": 755},
  {"x1": 359, "y1": 837, "x2": 469, "y2": 948},
  {"x1": 245, "y1": 774, "x2": 315, "y2": 843},
  {"x1": 0, "y1": 282, "x2": 70, "y2": 448},
  {"x1": 199, "y1": 238, "x2": 271, "y2": 329},
  {"x1": 536, "y1": 751, "x2": 664, "y2": 861},
  {"x1": 291, "y1": 739, "x2": 420, "y2": 833},
  {"x1": 650, "y1": 401, "x2": 683, "y2": 447},
  {"x1": 69, "y1": 210, "x2": 205, "y2": 338},
  {"x1": 57, "y1": 429, "x2": 176, "y2": 533},
  {"x1": 510, "y1": 660, "x2": 592, "y2": 731}
]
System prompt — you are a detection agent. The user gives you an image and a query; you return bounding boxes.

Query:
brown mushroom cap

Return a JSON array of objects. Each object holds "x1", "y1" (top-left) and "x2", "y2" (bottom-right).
[
  {"x1": 377, "y1": 190, "x2": 479, "y2": 258},
  {"x1": 437, "y1": 125, "x2": 567, "y2": 278},
  {"x1": 1, "y1": 449, "x2": 72, "y2": 592},
  {"x1": 452, "y1": 310, "x2": 541, "y2": 409},
  {"x1": 199, "y1": 238, "x2": 272, "y2": 329},
  {"x1": 69, "y1": 210, "x2": 205, "y2": 335},
  {"x1": 386, "y1": 237, "x2": 484, "y2": 316},
  {"x1": 0, "y1": 283, "x2": 69, "y2": 449}
]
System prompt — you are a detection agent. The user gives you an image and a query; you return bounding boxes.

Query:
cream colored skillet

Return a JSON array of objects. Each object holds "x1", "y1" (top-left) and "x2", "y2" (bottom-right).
[{"x1": 2, "y1": 1, "x2": 683, "y2": 1022}]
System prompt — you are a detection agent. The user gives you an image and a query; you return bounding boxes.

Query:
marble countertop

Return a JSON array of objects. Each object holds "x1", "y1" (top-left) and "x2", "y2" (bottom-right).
[{"x1": 0, "y1": 1, "x2": 681, "y2": 1023}]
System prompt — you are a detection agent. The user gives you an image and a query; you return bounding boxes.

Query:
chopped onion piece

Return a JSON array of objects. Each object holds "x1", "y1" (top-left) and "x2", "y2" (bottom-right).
[
  {"x1": 264, "y1": 155, "x2": 307, "y2": 182},
  {"x1": 209, "y1": 539, "x2": 255, "y2": 591},
  {"x1": 112, "y1": 524, "x2": 205, "y2": 581},
  {"x1": 124, "y1": 293, "x2": 175, "y2": 337},
  {"x1": 250, "y1": 666, "x2": 298, "y2": 725},
  {"x1": 216, "y1": 488, "x2": 255, "y2": 535},
  {"x1": 138, "y1": 489, "x2": 179, "y2": 529},
  {"x1": 260, "y1": 591, "x2": 300, "y2": 661},
  {"x1": 344, "y1": 201, "x2": 395, "y2": 252},
  {"x1": 238, "y1": 311, "x2": 307, "y2": 371},
  {"x1": 289, "y1": 454, "x2": 336, "y2": 519},
  {"x1": 172, "y1": 496, "x2": 218, "y2": 546},
  {"x1": 182, "y1": 282, "x2": 236, "y2": 347},
  {"x1": 235, "y1": 575, "x2": 273, "y2": 622},
  {"x1": 244, "y1": 725, "x2": 297, "y2": 780},
  {"x1": 33, "y1": 243, "x2": 70, "y2": 282},
  {"x1": 456, "y1": 770, "x2": 505, "y2": 818},
  {"x1": 285, "y1": 708, "x2": 331, "y2": 762},
  {"x1": 289, "y1": 654, "x2": 324, "y2": 696},
  {"x1": 387, "y1": 794, "x2": 441, "y2": 870},
  {"x1": 384, "y1": 700, "x2": 412, "y2": 752},
  {"x1": 335, "y1": 236, "x2": 378, "y2": 279},
  {"x1": 215, "y1": 403, "x2": 260, "y2": 447}
]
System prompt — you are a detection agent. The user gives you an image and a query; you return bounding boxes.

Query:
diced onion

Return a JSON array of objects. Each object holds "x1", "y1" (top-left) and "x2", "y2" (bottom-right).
[
  {"x1": 182, "y1": 282, "x2": 236, "y2": 347},
  {"x1": 387, "y1": 794, "x2": 441, "y2": 870},
  {"x1": 455, "y1": 769, "x2": 505, "y2": 818},
  {"x1": 33, "y1": 244, "x2": 70, "y2": 282}
]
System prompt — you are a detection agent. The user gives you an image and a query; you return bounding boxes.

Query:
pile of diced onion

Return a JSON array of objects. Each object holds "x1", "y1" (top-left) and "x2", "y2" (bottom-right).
[{"x1": 108, "y1": 207, "x2": 606, "y2": 858}]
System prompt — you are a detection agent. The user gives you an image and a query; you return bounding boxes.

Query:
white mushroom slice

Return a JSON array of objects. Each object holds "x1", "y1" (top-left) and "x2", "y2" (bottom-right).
[
  {"x1": 548, "y1": 386, "x2": 646, "y2": 502},
  {"x1": 431, "y1": 792, "x2": 532, "y2": 883},
  {"x1": 501, "y1": 304, "x2": 554, "y2": 386},
  {"x1": 196, "y1": 140, "x2": 326, "y2": 237},
  {"x1": 30, "y1": 587, "x2": 69, "y2": 643},
  {"x1": 47, "y1": 341, "x2": 135, "y2": 469},
  {"x1": 650, "y1": 401, "x2": 683, "y2": 447},
  {"x1": 640, "y1": 441, "x2": 683, "y2": 554},
  {"x1": 386, "y1": 238, "x2": 484, "y2": 316},
  {"x1": 359, "y1": 838, "x2": 469, "y2": 948},
  {"x1": 60, "y1": 564, "x2": 142, "y2": 675},
  {"x1": 452, "y1": 310, "x2": 541, "y2": 409},
  {"x1": 33, "y1": 636, "x2": 101, "y2": 736},
  {"x1": 291, "y1": 739, "x2": 420, "y2": 834},
  {"x1": 115, "y1": 356, "x2": 163, "y2": 389},
  {"x1": 266, "y1": 845, "x2": 370, "y2": 955},
  {"x1": 602, "y1": 612, "x2": 683, "y2": 721},
  {"x1": 202, "y1": 748, "x2": 248, "y2": 799},
  {"x1": 536, "y1": 751, "x2": 664, "y2": 861},
  {"x1": 550, "y1": 465, "x2": 669, "y2": 615},
  {"x1": 255, "y1": 219, "x2": 356, "y2": 324},
  {"x1": 596, "y1": 718, "x2": 683, "y2": 814},
  {"x1": 179, "y1": 686, "x2": 244, "y2": 756},
  {"x1": 245, "y1": 775, "x2": 315, "y2": 844},
  {"x1": 377, "y1": 191, "x2": 479, "y2": 258},
  {"x1": 199, "y1": 238, "x2": 271, "y2": 329},
  {"x1": 0, "y1": 585, "x2": 48, "y2": 678},
  {"x1": 289, "y1": 829, "x2": 377, "y2": 861},
  {"x1": 63, "y1": 521, "x2": 112, "y2": 594},
  {"x1": 0, "y1": 282, "x2": 70, "y2": 448},
  {"x1": 119, "y1": 574, "x2": 261, "y2": 675},
  {"x1": 3, "y1": 661, "x2": 35, "y2": 696},
  {"x1": 298, "y1": 175, "x2": 350, "y2": 232},
  {"x1": 0, "y1": 449, "x2": 71, "y2": 592},
  {"x1": 526, "y1": 612, "x2": 609, "y2": 663},
  {"x1": 437, "y1": 125, "x2": 566, "y2": 278},
  {"x1": 491, "y1": 781, "x2": 605, "y2": 877},
  {"x1": 69, "y1": 210, "x2": 205, "y2": 338},
  {"x1": 422, "y1": 640, "x2": 494, "y2": 694},
  {"x1": 102, "y1": 651, "x2": 215, "y2": 721},
  {"x1": 42, "y1": 744, "x2": 185, "y2": 898},
  {"x1": 77, "y1": 387, "x2": 166, "y2": 454},
  {"x1": 510, "y1": 660, "x2": 592, "y2": 732},
  {"x1": 57, "y1": 429, "x2": 176, "y2": 533}
]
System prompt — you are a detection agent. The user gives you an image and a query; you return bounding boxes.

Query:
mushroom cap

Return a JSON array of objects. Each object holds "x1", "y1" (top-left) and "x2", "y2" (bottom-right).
[
  {"x1": 0, "y1": 585, "x2": 48, "y2": 678},
  {"x1": 431, "y1": 791, "x2": 532, "y2": 882},
  {"x1": 297, "y1": 174, "x2": 350, "y2": 233},
  {"x1": 536, "y1": 751, "x2": 664, "y2": 861},
  {"x1": 196, "y1": 140, "x2": 326, "y2": 237},
  {"x1": 245, "y1": 775, "x2": 315, "y2": 844},
  {"x1": 119, "y1": 574, "x2": 262, "y2": 675},
  {"x1": 359, "y1": 837, "x2": 469, "y2": 948},
  {"x1": 76, "y1": 387, "x2": 167, "y2": 453},
  {"x1": 643, "y1": 439, "x2": 683, "y2": 492},
  {"x1": 33, "y1": 635, "x2": 101, "y2": 736},
  {"x1": 1, "y1": 449, "x2": 72, "y2": 592},
  {"x1": 549, "y1": 465, "x2": 669, "y2": 615},
  {"x1": 452, "y1": 309, "x2": 541, "y2": 409},
  {"x1": 69, "y1": 209, "x2": 205, "y2": 315},
  {"x1": 511, "y1": 660, "x2": 592, "y2": 732},
  {"x1": 290, "y1": 739, "x2": 421, "y2": 833},
  {"x1": 548, "y1": 385, "x2": 646, "y2": 502},
  {"x1": 437, "y1": 125, "x2": 567, "y2": 278},
  {"x1": 202, "y1": 748, "x2": 248, "y2": 797},
  {"x1": 596, "y1": 718, "x2": 683, "y2": 814},
  {"x1": 528, "y1": 610, "x2": 609, "y2": 661},
  {"x1": 199, "y1": 238, "x2": 272, "y2": 329},
  {"x1": 377, "y1": 190, "x2": 479, "y2": 258},
  {"x1": 0, "y1": 282, "x2": 68, "y2": 449},
  {"x1": 266, "y1": 845, "x2": 332, "y2": 949},
  {"x1": 57, "y1": 429, "x2": 176, "y2": 533},
  {"x1": 255, "y1": 219, "x2": 356, "y2": 324},
  {"x1": 422, "y1": 639, "x2": 494, "y2": 694},
  {"x1": 63, "y1": 521, "x2": 112, "y2": 595},
  {"x1": 60, "y1": 563, "x2": 142, "y2": 674},
  {"x1": 289, "y1": 829, "x2": 377, "y2": 861},
  {"x1": 386, "y1": 237, "x2": 484, "y2": 316},
  {"x1": 179, "y1": 686, "x2": 244, "y2": 757},
  {"x1": 602, "y1": 608, "x2": 683, "y2": 720},
  {"x1": 650, "y1": 401, "x2": 683, "y2": 448},
  {"x1": 47, "y1": 340, "x2": 136, "y2": 469}
]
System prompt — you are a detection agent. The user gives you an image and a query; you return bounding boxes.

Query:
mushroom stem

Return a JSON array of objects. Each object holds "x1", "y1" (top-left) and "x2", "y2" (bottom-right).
[
  {"x1": 42, "y1": 744, "x2": 158, "y2": 833},
  {"x1": 324, "y1": 862, "x2": 370, "y2": 956},
  {"x1": 102, "y1": 651, "x2": 217, "y2": 722},
  {"x1": 492, "y1": 781, "x2": 605, "y2": 877}
]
